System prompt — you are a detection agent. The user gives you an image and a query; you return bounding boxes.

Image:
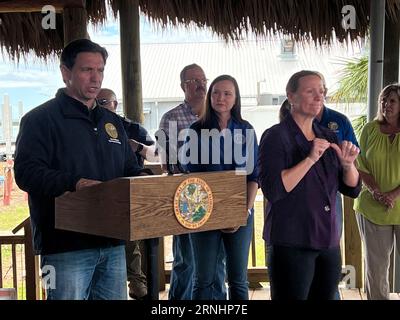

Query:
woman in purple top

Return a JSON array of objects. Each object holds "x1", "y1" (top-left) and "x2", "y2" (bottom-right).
[{"x1": 258, "y1": 70, "x2": 361, "y2": 300}]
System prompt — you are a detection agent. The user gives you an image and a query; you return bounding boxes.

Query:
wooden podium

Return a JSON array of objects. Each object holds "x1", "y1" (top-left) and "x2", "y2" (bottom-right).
[{"x1": 55, "y1": 170, "x2": 247, "y2": 240}]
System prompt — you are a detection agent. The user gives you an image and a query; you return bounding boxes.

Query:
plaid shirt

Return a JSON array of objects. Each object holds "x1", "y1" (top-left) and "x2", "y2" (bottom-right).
[{"x1": 159, "y1": 101, "x2": 199, "y2": 149}]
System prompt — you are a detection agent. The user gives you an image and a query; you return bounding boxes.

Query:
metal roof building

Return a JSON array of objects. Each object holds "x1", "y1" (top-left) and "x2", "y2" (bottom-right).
[{"x1": 100, "y1": 39, "x2": 364, "y2": 136}]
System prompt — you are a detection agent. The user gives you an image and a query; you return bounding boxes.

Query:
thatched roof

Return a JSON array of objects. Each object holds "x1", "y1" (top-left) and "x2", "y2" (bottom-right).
[
  {"x1": 138, "y1": 0, "x2": 400, "y2": 42},
  {"x1": 1, "y1": 0, "x2": 400, "y2": 60},
  {"x1": 0, "y1": 0, "x2": 108, "y2": 60}
]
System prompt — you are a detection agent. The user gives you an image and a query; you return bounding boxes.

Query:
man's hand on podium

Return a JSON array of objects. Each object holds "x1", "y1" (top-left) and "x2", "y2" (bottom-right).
[{"x1": 75, "y1": 178, "x2": 102, "y2": 191}]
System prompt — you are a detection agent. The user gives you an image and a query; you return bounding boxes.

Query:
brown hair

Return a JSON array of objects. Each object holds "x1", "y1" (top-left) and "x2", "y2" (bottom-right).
[
  {"x1": 200, "y1": 74, "x2": 243, "y2": 128},
  {"x1": 61, "y1": 38, "x2": 108, "y2": 69},
  {"x1": 376, "y1": 84, "x2": 400, "y2": 125},
  {"x1": 278, "y1": 98, "x2": 291, "y2": 122},
  {"x1": 286, "y1": 70, "x2": 323, "y2": 95}
]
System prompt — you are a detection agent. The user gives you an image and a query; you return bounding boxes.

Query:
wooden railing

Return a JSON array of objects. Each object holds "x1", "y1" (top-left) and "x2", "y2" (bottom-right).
[
  {"x1": 0, "y1": 232, "x2": 24, "y2": 292},
  {"x1": 0, "y1": 218, "x2": 41, "y2": 300},
  {"x1": 0, "y1": 193, "x2": 363, "y2": 299},
  {"x1": 158, "y1": 195, "x2": 364, "y2": 290}
]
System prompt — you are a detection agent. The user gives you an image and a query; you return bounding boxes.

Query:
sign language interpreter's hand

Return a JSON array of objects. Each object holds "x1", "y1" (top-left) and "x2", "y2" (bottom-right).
[
  {"x1": 308, "y1": 138, "x2": 331, "y2": 163},
  {"x1": 330, "y1": 141, "x2": 360, "y2": 169}
]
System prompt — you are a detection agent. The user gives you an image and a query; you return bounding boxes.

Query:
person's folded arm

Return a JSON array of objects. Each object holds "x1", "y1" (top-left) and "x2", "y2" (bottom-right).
[{"x1": 258, "y1": 129, "x2": 290, "y2": 203}]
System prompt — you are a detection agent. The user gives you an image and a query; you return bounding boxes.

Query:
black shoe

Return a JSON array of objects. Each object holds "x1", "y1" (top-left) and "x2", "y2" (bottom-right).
[{"x1": 129, "y1": 292, "x2": 149, "y2": 300}]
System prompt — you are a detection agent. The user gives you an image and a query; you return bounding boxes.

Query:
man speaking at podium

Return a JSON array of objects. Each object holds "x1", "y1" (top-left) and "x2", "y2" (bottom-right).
[{"x1": 14, "y1": 39, "x2": 143, "y2": 300}]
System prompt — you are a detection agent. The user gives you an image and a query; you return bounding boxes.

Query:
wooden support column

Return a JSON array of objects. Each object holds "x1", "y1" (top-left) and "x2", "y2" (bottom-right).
[
  {"x1": 383, "y1": 15, "x2": 400, "y2": 86},
  {"x1": 24, "y1": 220, "x2": 41, "y2": 300},
  {"x1": 343, "y1": 197, "x2": 363, "y2": 289},
  {"x1": 63, "y1": 7, "x2": 88, "y2": 46},
  {"x1": 367, "y1": 0, "x2": 385, "y2": 121},
  {"x1": 119, "y1": 0, "x2": 143, "y2": 123},
  {"x1": 12, "y1": 218, "x2": 41, "y2": 300}
]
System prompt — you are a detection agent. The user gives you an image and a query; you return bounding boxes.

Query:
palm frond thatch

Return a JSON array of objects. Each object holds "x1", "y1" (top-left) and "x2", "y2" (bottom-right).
[
  {"x1": 0, "y1": 0, "x2": 108, "y2": 61},
  {"x1": 1, "y1": 0, "x2": 400, "y2": 60},
  {"x1": 138, "y1": 0, "x2": 400, "y2": 43}
]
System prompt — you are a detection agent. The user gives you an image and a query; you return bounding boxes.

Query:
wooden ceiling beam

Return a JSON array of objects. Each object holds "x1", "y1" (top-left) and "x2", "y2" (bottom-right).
[{"x1": 0, "y1": 0, "x2": 85, "y2": 13}]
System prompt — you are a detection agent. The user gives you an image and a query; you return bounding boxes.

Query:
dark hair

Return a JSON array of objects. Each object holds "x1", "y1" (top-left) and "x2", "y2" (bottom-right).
[
  {"x1": 199, "y1": 74, "x2": 243, "y2": 128},
  {"x1": 278, "y1": 98, "x2": 291, "y2": 122},
  {"x1": 180, "y1": 63, "x2": 202, "y2": 84},
  {"x1": 376, "y1": 83, "x2": 400, "y2": 124},
  {"x1": 60, "y1": 39, "x2": 108, "y2": 69},
  {"x1": 286, "y1": 70, "x2": 323, "y2": 94}
]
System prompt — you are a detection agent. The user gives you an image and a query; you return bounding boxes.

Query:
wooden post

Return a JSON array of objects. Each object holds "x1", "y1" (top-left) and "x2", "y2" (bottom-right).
[
  {"x1": 383, "y1": 15, "x2": 400, "y2": 86},
  {"x1": 23, "y1": 220, "x2": 41, "y2": 300},
  {"x1": 12, "y1": 218, "x2": 41, "y2": 300},
  {"x1": 118, "y1": 0, "x2": 143, "y2": 123},
  {"x1": 63, "y1": 7, "x2": 88, "y2": 46},
  {"x1": 343, "y1": 196, "x2": 363, "y2": 289}
]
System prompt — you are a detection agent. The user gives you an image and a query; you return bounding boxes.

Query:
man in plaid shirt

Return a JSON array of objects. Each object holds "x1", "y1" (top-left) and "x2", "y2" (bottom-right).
[{"x1": 158, "y1": 64, "x2": 226, "y2": 300}]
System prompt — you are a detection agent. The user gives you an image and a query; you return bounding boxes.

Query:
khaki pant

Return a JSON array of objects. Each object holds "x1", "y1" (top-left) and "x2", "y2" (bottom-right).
[
  {"x1": 356, "y1": 213, "x2": 400, "y2": 300},
  {"x1": 125, "y1": 240, "x2": 147, "y2": 298}
]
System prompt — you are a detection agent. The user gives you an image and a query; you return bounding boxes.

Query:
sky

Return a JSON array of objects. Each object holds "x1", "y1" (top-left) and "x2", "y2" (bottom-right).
[{"x1": 0, "y1": 14, "x2": 218, "y2": 116}]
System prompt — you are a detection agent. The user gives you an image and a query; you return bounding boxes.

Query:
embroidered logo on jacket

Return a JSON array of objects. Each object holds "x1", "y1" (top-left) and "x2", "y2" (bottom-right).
[
  {"x1": 105, "y1": 123, "x2": 121, "y2": 144},
  {"x1": 105, "y1": 123, "x2": 118, "y2": 139},
  {"x1": 327, "y1": 121, "x2": 339, "y2": 131}
]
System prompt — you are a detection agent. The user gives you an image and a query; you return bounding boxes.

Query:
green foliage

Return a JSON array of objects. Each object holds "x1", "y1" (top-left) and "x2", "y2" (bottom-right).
[
  {"x1": 331, "y1": 56, "x2": 368, "y2": 104},
  {"x1": 352, "y1": 114, "x2": 367, "y2": 141},
  {"x1": 331, "y1": 55, "x2": 369, "y2": 136},
  {"x1": 192, "y1": 206, "x2": 206, "y2": 222}
]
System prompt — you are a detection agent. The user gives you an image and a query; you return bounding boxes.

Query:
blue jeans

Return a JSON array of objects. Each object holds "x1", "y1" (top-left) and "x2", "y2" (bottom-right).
[
  {"x1": 41, "y1": 245, "x2": 127, "y2": 300},
  {"x1": 168, "y1": 233, "x2": 227, "y2": 300},
  {"x1": 190, "y1": 212, "x2": 254, "y2": 300},
  {"x1": 268, "y1": 245, "x2": 341, "y2": 300}
]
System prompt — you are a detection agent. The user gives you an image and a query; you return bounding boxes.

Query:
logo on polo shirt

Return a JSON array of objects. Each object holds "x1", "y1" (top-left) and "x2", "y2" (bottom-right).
[
  {"x1": 105, "y1": 123, "x2": 118, "y2": 139},
  {"x1": 173, "y1": 177, "x2": 213, "y2": 229},
  {"x1": 327, "y1": 121, "x2": 339, "y2": 131}
]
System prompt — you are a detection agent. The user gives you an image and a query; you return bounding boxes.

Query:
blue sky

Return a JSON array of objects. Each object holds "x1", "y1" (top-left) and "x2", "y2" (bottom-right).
[{"x1": 0, "y1": 15, "x2": 217, "y2": 115}]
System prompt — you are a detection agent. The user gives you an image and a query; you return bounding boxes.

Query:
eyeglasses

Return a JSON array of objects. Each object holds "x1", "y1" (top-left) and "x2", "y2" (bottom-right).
[
  {"x1": 97, "y1": 98, "x2": 114, "y2": 106},
  {"x1": 184, "y1": 79, "x2": 208, "y2": 85}
]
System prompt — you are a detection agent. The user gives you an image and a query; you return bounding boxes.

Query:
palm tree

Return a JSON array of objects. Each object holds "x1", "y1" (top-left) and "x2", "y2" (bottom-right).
[{"x1": 330, "y1": 55, "x2": 368, "y2": 138}]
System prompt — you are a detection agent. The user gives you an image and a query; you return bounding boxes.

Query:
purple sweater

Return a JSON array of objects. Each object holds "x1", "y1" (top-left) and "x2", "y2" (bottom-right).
[{"x1": 258, "y1": 114, "x2": 361, "y2": 249}]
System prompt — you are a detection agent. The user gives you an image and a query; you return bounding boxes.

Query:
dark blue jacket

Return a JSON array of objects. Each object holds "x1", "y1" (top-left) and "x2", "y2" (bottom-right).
[
  {"x1": 258, "y1": 113, "x2": 361, "y2": 249},
  {"x1": 183, "y1": 117, "x2": 259, "y2": 182},
  {"x1": 14, "y1": 89, "x2": 142, "y2": 255},
  {"x1": 120, "y1": 116, "x2": 154, "y2": 168}
]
